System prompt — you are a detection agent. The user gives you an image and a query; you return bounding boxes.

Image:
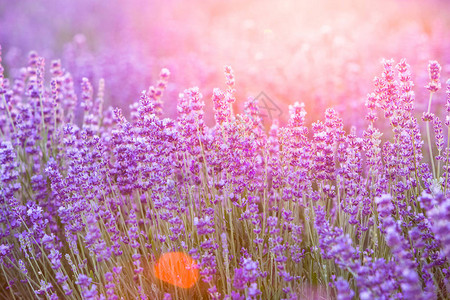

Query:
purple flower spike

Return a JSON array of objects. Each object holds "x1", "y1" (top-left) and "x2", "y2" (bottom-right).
[{"x1": 426, "y1": 61, "x2": 441, "y2": 92}]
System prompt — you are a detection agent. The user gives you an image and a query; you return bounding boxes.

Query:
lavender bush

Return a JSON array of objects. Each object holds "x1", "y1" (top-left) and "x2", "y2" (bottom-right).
[{"x1": 0, "y1": 45, "x2": 449, "y2": 299}]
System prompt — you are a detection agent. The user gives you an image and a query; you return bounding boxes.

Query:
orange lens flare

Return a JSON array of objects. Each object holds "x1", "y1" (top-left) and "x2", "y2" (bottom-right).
[{"x1": 153, "y1": 252, "x2": 199, "y2": 289}]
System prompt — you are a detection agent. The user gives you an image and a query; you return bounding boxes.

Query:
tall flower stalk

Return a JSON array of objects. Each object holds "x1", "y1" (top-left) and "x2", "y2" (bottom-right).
[{"x1": 0, "y1": 50, "x2": 449, "y2": 299}]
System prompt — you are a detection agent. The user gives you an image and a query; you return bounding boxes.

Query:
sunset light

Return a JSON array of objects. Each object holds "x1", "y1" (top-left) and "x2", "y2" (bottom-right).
[
  {"x1": 1, "y1": 0, "x2": 450, "y2": 299},
  {"x1": 154, "y1": 252, "x2": 199, "y2": 289}
]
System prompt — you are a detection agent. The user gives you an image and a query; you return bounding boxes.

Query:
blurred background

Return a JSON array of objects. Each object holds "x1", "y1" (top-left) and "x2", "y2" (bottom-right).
[{"x1": 1, "y1": 0, "x2": 450, "y2": 128}]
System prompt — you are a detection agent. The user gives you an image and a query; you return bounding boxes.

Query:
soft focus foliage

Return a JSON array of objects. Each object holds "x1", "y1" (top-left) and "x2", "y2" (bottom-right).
[{"x1": 1, "y1": 0, "x2": 450, "y2": 124}]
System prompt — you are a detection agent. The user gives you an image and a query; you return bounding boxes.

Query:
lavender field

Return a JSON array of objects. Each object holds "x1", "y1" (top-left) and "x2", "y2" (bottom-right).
[{"x1": 1, "y1": 0, "x2": 450, "y2": 299}]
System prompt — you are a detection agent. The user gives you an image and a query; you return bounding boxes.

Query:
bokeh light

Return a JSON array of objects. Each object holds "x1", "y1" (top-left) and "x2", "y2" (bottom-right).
[
  {"x1": 1, "y1": 0, "x2": 449, "y2": 128},
  {"x1": 154, "y1": 252, "x2": 199, "y2": 289}
]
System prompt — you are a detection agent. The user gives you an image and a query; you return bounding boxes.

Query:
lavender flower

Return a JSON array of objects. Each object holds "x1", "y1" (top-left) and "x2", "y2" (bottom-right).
[
  {"x1": 335, "y1": 277, "x2": 354, "y2": 300},
  {"x1": 0, "y1": 48, "x2": 449, "y2": 299},
  {"x1": 426, "y1": 61, "x2": 441, "y2": 93}
]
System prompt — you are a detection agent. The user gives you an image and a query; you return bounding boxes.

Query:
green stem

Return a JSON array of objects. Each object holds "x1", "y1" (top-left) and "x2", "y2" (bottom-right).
[
  {"x1": 426, "y1": 92, "x2": 436, "y2": 178},
  {"x1": 1, "y1": 263, "x2": 17, "y2": 300}
]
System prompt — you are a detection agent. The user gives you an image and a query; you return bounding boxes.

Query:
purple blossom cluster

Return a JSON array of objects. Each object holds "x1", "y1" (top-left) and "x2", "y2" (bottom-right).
[{"x1": 0, "y1": 47, "x2": 450, "y2": 300}]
